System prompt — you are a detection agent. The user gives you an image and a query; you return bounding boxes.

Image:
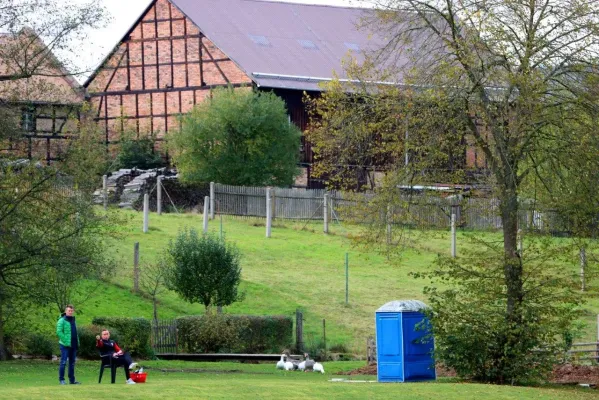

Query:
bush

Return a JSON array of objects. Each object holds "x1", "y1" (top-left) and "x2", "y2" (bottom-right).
[
  {"x1": 172, "y1": 87, "x2": 301, "y2": 186},
  {"x1": 77, "y1": 325, "x2": 122, "y2": 360},
  {"x1": 177, "y1": 314, "x2": 292, "y2": 354},
  {"x1": 176, "y1": 314, "x2": 248, "y2": 353},
  {"x1": 92, "y1": 317, "x2": 153, "y2": 359},
  {"x1": 116, "y1": 135, "x2": 165, "y2": 170},
  {"x1": 164, "y1": 230, "x2": 242, "y2": 310},
  {"x1": 24, "y1": 333, "x2": 54, "y2": 358}
]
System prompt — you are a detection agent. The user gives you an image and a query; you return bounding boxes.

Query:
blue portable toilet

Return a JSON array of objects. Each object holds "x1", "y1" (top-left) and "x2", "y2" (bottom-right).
[{"x1": 375, "y1": 300, "x2": 436, "y2": 383}]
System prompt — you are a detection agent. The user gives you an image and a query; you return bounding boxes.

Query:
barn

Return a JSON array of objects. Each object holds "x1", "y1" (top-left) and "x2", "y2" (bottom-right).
[{"x1": 83, "y1": 0, "x2": 391, "y2": 188}]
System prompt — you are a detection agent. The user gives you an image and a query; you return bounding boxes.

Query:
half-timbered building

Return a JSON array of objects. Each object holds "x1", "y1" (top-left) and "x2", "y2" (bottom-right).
[
  {"x1": 84, "y1": 0, "x2": 485, "y2": 187},
  {"x1": 0, "y1": 29, "x2": 82, "y2": 163}
]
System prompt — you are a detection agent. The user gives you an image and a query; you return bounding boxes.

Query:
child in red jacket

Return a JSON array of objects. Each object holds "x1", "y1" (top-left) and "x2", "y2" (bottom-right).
[{"x1": 96, "y1": 329, "x2": 137, "y2": 384}]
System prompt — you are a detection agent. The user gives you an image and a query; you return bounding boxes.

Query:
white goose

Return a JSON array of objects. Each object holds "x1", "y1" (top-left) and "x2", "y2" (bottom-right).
[
  {"x1": 313, "y1": 361, "x2": 325, "y2": 374},
  {"x1": 284, "y1": 360, "x2": 295, "y2": 371},
  {"x1": 276, "y1": 354, "x2": 286, "y2": 370},
  {"x1": 298, "y1": 359, "x2": 306, "y2": 371}
]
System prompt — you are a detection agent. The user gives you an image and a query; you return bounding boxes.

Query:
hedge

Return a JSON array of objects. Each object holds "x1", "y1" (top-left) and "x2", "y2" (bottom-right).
[
  {"x1": 78, "y1": 324, "x2": 122, "y2": 360},
  {"x1": 176, "y1": 314, "x2": 293, "y2": 354},
  {"x1": 92, "y1": 317, "x2": 153, "y2": 359}
]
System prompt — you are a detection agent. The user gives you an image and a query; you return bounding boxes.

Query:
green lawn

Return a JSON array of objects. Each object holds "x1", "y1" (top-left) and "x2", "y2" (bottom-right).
[
  {"x1": 0, "y1": 360, "x2": 596, "y2": 400},
  {"x1": 22, "y1": 208, "x2": 599, "y2": 353}
]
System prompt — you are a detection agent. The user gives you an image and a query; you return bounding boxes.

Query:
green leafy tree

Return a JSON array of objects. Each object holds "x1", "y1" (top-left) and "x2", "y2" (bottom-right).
[
  {"x1": 0, "y1": 162, "x2": 116, "y2": 360},
  {"x1": 308, "y1": 0, "x2": 599, "y2": 383},
  {"x1": 172, "y1": 87, "x2": 301, "y2": 186},
  {"x1": 164, "y1": 229, "x2": 242, "y2": 311}
]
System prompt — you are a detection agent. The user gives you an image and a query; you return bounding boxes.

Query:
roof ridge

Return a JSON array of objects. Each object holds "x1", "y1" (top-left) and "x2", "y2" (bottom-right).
[{"x1": 230, "y1": 0, "x2": 372, "y2": 11}]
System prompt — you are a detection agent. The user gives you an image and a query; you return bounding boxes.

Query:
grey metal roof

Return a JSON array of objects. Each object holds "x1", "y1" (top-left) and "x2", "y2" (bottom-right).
[
  {"x1": 171, "y1": 0, "x2": 384, "y2": 91},
  {"x1": 376, "y1": 300, "x2": 429, "y2": 313}
]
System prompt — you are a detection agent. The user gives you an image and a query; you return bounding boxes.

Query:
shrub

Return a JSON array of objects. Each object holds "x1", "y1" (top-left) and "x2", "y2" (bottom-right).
[
  {"x1": 116, "y1": 135, "x2": 165, "y2": 170},
  {"x1": 24, "y1": 333, "x2": 54, "y2": 358},
  {"x1": 164, "y1": 230, "x2": 242, "y2": 310},
  {"x1": 177, "y1": 314, "x2": 292, "y2": 354},
  {"x1": 78, "y1": 325, "x2": 122, "y2": 359},
  {"x1": 92, "y1": 317, "x2": 153, "y2": 359},
  {"x1": 176, "y1": 314, "x2": 248, "y2": 353},
  {"x1": 172, "y1": 87, "x2": 301, "y2": 187},
  {"x1": 238, "y1": 315, "x2": 293, "y2": 353}
]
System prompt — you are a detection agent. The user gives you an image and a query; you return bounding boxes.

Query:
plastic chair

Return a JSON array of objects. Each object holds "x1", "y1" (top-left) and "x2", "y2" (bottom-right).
[{"x1": 98, "y1": 354, "x2": 123, "y2": 384}]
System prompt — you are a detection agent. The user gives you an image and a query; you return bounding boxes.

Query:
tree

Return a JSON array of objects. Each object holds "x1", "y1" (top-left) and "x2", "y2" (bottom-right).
[
  {"x1": 163, "y1": 229, "x2": 242, "y2": 311},
  {"x1": 0, "y1": 162, "x2": 116, "y2": 360},
  {"x1": 171, "y1": 87, "x2": 301, "y2": 187},
  {"x1": 140, "y1": 260, "x2": 169, "y2": 322},
  {"x1": 308, "y1": 0, "x2": 599, "y2": 383},
  {"x1": 0, "y1": 0, "x2": 105, "y2": 83}
]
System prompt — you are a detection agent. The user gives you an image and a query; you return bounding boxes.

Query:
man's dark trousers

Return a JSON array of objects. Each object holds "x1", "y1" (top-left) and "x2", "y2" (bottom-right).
[{"x1": 59, "y1": 344, "x2": 77, "y2": 383}]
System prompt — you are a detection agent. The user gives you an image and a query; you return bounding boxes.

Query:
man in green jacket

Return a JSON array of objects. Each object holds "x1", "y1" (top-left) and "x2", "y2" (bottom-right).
[{"x1": 56, "y1": 305, "x2": 81, "y2": 385}]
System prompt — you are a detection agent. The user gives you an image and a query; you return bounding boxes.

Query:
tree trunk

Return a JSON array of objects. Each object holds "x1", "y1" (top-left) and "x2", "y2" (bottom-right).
[
  {"x1": 152, "y1": 297, "x2": 159, "y2": 322},
  {"x1": 501, "y1": 188, "x2": 523, "y2": 321},
  {"x1": 499, "y1": 187, "x2": 524, "y2": 383}
]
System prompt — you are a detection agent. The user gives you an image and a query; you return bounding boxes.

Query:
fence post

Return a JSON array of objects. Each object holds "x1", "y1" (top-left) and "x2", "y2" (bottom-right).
[
  {"x1": 596, "y1": 314, "x2": 599, "y2": 360},
  {"x1": 266, "y1": 188, "x2": 272, "y2": 238},
  {"x1": 451, "y1": 212, "x2": 456, "y2": 258},
  {"x1": 102, "y1": 175, "x2": 108, "y2": 210},
  {"x1": 295, "y1": 309, "x2": 303, "y2": 353},
  {"x1": 345, "y1": 252, "x2": 349, "y2": 305},
  {"x1": 157, "y1": 176, "x2": 162, "y2": 215},
  {"x1": 203, "y1": 196, "x2": 209, "y2": 234},
  {"x1": 133, "y1": 242, "x2": 139, "y2": 293},
  {"x1": 209, "y1": 182, "x2": 215, "y2": 220},
  {"x1": 323, "y1": 194, "x2": 329, "y2": 234},
  {"x1": 143, "y1": 194, "x2": 149, "y2": 233},
  {"x1": 322, "y1": 319, "x2": 327, "y2": 360},
  {"x1": 386, "y1": 204, "x2": 392, "y2": 245},
  {"x1": 580, "y1": 247, "x2": 586, "y2": 292}
]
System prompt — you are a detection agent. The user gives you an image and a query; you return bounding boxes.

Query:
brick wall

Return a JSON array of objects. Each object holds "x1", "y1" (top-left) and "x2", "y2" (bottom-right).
[{"x1": 86, "y1": 0, "x2": 252, "y2": 153}]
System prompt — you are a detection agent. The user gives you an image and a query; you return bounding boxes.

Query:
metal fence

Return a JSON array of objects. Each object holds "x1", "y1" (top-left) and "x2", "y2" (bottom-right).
[{"x1": 213, "y1": 183, "x2": 564, "y2": 232}]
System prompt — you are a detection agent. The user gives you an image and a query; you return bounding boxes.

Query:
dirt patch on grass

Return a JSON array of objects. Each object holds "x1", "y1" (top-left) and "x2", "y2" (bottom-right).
[
  {"x1": 337, "y1": 363, "x2": 599, "y2": 385},
  {"x1": 551, "y1": 364, "x2": 599, "y2": 385},
  {"x1": 335, "y1": 364, "x2": 455, "y2": 377}
]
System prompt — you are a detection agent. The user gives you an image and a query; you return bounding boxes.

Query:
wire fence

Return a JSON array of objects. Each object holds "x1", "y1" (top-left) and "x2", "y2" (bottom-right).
[{"x1": 213, "y1": 183, "x2": 565, "y2": 233}]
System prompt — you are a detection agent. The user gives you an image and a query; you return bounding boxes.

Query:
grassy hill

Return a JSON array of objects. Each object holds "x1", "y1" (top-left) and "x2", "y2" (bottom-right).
[{"x1": 22, "y1": 208, "x2": 599, "y2": 354}]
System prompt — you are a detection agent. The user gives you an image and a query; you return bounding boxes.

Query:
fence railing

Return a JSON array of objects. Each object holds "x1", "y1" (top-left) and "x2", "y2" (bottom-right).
[
  {"x1": 151, "y1": 319, "x2": 178, "y2": 354},
  {"x1": 213, "y1": 183, "x2": 564, "y2": 232}
]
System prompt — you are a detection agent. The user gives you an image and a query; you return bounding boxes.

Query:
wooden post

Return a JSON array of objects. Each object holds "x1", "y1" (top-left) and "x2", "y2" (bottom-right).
[
  {"x1": 209, "y1": 182, "x2": 215, "y2": 220},
  {"x1": 143, "y1": 194, "x2": 149, "y2": 233},
  {"x1": 295, "y1": 309, "x2": 303, "y2": 353},
  {"x1": 203, "y1": 196, "x2": 209, "y2": 234},
  {"x1": 323, "y1": 319, "x2": 327, "y2": 360},
  {"x1": 102, "y1": 175, "x2": 108, "y2": 210},
  {"x1": 451, "y1": 212, "x2": 456, "y2": 258},
  {"x1": 266, "y1": 188, "x2": 272, "y2": 238},
  {"x1": 596, "y1": 314, "x2": 599, "y2": 360},
  {"x1": 157, "y1": 176, "x2": 162, "y2": 215},
  {"x1": 323, "y1": 194, "x2": 329, "y2": 234},
  {"x1": 133, "y1": 242, "x2": 139, "y2": 292},
  {"x1": 345, "y1": 252, "x2": 349, "y2": 305},
  {"x1": 386, "y1": 205, "x2": 392, "y2": 245},
  {"x1": 580, "y1": 247, "x2": 586, "y2": 292}
]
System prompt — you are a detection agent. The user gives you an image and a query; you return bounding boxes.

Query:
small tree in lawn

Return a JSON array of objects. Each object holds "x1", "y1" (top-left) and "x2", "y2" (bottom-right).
[
  {"x1": 164, "y1": 229, "x2": 242, "y2": 312},
  {"x1": 140, "y1": 260, "x2": 169, "y2": 322},
  {"x1": 171, "y1": 87, "x2": 301, "y2": 187}
]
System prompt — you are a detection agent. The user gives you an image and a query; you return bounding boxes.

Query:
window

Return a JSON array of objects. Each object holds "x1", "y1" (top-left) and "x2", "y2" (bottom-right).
[
  {"x1": 21, "y1": 107, "x2": 36, "y2": 132},
  {"x1": 298, "y1": 39, "x2": 318, "y2": 50}
]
